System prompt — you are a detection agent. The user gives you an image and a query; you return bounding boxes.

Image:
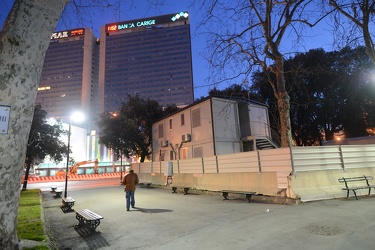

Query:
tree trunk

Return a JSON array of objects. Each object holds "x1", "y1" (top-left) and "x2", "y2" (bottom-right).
[
  {"x1": 0, "y1": 0, "x2": 66, "y2": 248},
  {"x1": 140, "y1": 152, "x2": 146, "y2": 163},
  {"x1": 274, "y1": 55, "x2": 294, "y2": 147},
  {"x1": 22, "y1": 163, "x2": 32, "y2": 191},
  {"x1": 277, "y1": 92, "x2": 293, "y2": 147}
]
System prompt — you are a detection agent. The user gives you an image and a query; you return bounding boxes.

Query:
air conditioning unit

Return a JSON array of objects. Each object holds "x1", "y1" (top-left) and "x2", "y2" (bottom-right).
[
  {"x1": 161, "y1": 140, "x2": 169, "y2": 147},
  {"x1": 182, "y1": 134, "x2": 191, "y2": 142}
]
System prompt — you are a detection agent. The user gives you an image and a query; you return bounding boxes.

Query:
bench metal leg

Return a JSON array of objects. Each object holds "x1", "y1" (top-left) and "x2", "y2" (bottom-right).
[
  {"x1": 87, "y1": 220, "x2": 100, "y2": 232},
  {"x1": 75, "y1": 215, "x2": 100, "y2": 232},
  {"x1": 245, "y1": 194, "x2": 253, "y2": 203},
  {"x1": 222, "y1": 192, "x2": 229, "y2": 200},
  {"x1": 75, "y1": 214, "x2": 85, "y2": 227},
  {"x1": 63, "y1": 202, "x2": 74, "y2": 209},
  {"x1": 183, "y1": 188, "x2": 190, "y2": 195},
  {"x1": 352, "y1": 190, "x2": 359, "y2": 200}
]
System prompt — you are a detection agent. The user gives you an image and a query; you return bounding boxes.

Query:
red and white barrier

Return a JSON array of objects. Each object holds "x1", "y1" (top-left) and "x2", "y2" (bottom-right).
[{"x1": 27, "y1": 172, "x2": 122, "y2": 183}]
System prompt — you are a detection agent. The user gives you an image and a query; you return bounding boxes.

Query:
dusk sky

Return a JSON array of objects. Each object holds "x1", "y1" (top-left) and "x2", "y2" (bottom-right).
[{"x1": 1, "y1": 0, "x2": 336, "y2": 99}]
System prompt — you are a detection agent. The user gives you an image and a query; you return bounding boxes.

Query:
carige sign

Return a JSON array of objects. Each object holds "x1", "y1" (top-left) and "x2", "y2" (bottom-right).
[{"x1": 106, "y1": 12, "x2": 189, "y2": 32}]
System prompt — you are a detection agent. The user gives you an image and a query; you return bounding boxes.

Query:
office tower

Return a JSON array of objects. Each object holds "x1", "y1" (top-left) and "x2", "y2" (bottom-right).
[
  {"x1": 36, "y1": 28, "x2": 99, "y2": 125},
  {"x1": 99, "y1": 12, "x2": 194, "y2": 113}
]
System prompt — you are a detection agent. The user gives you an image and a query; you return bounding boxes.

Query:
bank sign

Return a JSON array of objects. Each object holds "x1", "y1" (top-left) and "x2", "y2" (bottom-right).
[
  {"x1": 0, "y1": 105, "x2": 10, "y2": 134},
  {"x1": 51, "y1": 28, "x2": 85, "y2": 40},
  {"x1": 106, "y1": 12, "x2": 189, "y2": 32}
]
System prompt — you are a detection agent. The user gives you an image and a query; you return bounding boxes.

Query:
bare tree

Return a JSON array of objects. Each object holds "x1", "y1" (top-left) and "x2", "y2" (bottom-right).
[
  {"x1": 329, "y1": 0, "x2": 375, "y2": 65},
  {"x1": 197, "y1": 0, "x2": 328, "y2": 147}
]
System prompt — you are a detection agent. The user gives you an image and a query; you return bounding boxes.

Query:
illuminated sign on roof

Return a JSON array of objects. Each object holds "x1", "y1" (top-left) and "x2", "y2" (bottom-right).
[
  {"x1": 106, "y1": 12, "x2": 189, "y2": 33},
  {"x1": 51, "y1": 28, "x2": 85, "y2": 40}
]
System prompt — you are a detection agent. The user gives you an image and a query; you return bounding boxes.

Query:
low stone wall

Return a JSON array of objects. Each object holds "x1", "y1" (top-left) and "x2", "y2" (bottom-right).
[
  {"x1": 139, "y1": 167, "x2": 375, "y2": 202},
  {"x1": 138, "y1": 172, "x2": 284, "y2": 197}
]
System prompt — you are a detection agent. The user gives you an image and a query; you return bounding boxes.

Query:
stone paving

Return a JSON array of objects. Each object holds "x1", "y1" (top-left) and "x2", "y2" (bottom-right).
[{"x1": 35, "y1": 184, "x2": 375, "y2": 250}]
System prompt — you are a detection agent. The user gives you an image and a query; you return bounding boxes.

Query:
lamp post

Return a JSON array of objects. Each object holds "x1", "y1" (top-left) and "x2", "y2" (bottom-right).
[
  {"x1": 120, "y1": 152, "x2": 123, "y2": 183},
  {"x1": 64, "y1": 111, "x2": 84, "y2": 198}
]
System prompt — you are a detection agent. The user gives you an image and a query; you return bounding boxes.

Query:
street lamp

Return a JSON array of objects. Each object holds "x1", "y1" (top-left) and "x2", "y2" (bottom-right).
[
  {"x1": 64, "y1": 111, "x2": 85, "y2": 198},
  {"x1": 120, "y1": 152, "x2": 123, "y2": 183}
]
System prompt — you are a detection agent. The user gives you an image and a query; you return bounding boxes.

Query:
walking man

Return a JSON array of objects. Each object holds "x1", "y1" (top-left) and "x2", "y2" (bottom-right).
[{"x1": 123, "y1": 169, "x2": 139, "y2": 211}]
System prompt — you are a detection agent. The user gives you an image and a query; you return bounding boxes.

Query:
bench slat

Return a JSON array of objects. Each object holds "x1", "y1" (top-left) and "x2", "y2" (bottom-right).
[
  {"x1": 62, "y1": 197, "x2": 75, "y2": 202},
  {"x1": 77, "y1": 209, "x2": 103, "y2": 220},
  {"x1": 75, "y1": 209, "x2": 103, "y2": 232}
]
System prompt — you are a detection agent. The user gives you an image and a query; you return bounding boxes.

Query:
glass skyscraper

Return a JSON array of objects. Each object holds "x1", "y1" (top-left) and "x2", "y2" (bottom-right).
[
  {"x1": 36, "y1": 28, "x2": 99, "y2": 125},
  {"x1": 99, "y1": 12, "x2": 194, "y2": 113}
]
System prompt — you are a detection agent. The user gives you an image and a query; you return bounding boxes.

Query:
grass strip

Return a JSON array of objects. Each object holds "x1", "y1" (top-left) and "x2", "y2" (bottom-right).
[{"x1": 18, "y1": 189, "x2": 47, "y2": 243}]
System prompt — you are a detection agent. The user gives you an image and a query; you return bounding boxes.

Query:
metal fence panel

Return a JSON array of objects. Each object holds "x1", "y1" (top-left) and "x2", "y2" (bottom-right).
[
  {"x1": 132, "y1": 163, "x2": 140, "y2": 173},
  {"x1": 217, "y1": 151, "x2": 259, "y2": 173},
  {"x1": 202, "y1": 156, "x2": 218, "y2": 173},
  {"x1": 179, "y1": 158, "x2": 204, "y2": 174},
  {"x1": 291, "y1": 146, "x2": 343, "y2": 172},
  {"x1": 341, "y1": 145, "x2": 375, "y2": 169}
]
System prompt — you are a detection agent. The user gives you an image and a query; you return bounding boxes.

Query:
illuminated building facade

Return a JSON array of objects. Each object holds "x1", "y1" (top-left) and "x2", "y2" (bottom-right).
[
  {"x1": 35, "y1": 28, "x2": 101, "y2": 162},
  {"x1": 35, "y1": 28, "x2": 99, "y2": 125},
  {"x1": 99, "y1": 12, "x2": 194, "y2": 113}
]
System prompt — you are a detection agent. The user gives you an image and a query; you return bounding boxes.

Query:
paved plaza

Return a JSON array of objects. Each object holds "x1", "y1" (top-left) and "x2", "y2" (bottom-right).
[{"x1": 39, "y1": 183, "x2": 375, "y2": 250}]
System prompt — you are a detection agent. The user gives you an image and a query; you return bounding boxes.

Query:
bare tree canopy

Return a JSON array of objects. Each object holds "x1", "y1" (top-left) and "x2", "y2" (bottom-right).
[
  {"x1": 197, "y1": 0, "x2": 328, "y2": 147},
  {"x1": 329, "y1": 0, "x2": 375, "y2": 65}
]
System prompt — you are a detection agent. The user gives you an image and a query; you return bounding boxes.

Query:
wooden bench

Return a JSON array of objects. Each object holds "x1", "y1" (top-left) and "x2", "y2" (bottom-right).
[
  {"x1": 51, "y1": 186, "x2": 57, "y2": 192},
  {"x1": 221, "y1": 190, "x2": 256, "y2": 202},
  {"x1": 54, "y1": 189, "x2": 63, "y2": 198},
  {"x1": 172, "y1": 186, "x2": 191, "y2": 195},
  {"x1": 338, "y1": 176, "x2": 375, "y2": 200},
  {"x1": 75, "y1": 209, "x2": 103, "y2": 232},
  {"x1": 62, "y1": 197, "x2": 75, "y2": 209}
]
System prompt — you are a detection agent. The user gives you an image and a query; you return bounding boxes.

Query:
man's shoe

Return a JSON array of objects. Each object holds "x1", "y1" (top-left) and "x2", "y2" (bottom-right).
[{"x1": 127, "y1": 208, "x2": 130, "y2": 211}]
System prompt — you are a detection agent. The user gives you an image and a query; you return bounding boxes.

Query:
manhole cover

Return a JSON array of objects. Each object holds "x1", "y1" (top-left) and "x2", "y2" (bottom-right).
[{"x1": 308, "y1": 225, "x2": 343, "y2": 236}]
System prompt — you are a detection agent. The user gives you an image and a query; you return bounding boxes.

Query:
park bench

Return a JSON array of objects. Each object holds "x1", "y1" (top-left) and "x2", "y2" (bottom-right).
[
  {"x1": 338, "y1": 176, "x2": 375, "y2": 200},
  {"x1": 139, "y1": 183, "x2": 152, "y2": 188},
  {"x1": 221, "y1": 190, "x2": 256, "y2": 203},
  {"x1": 172, "y1": 186, "x2": 191, "y2": 195},
  {"x1": 75, "y1": 209, "x2": 103, "y2": 233},
  {"x1": 51, "y1": 186, "x2": 57, "y2": 192},
  {"x1": 54, "y1": 189, "x2": 63, "y2": 198},
  {"x1": 62, "y1": 197, "x2": 75, "y2": 209}
]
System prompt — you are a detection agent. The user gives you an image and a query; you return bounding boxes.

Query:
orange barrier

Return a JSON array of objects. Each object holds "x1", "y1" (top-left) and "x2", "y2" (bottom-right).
[{"x1": 27, "y1": 173, "x2": 122, "y2": 182}]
